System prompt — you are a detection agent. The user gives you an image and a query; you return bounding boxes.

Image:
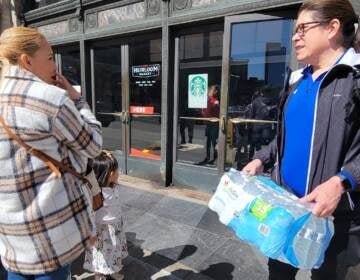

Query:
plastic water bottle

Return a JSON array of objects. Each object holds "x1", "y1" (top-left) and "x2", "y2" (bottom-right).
[
  {"x1": 283, "y1": 212, "x2": 334, "y2": 269},
  {"x1": 208, "y1": 172, "x2": 255, "y2": 225},
  {"x1": 229, "y1": 198, "x2": 295, "y2": 259}
]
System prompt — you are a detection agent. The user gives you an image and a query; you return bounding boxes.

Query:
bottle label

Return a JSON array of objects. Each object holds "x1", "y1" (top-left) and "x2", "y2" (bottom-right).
[
  {"x1": 250, "y1": 199, "x2": 272, "y2": 221},
  {"x1": 298, "y1": 227, "x2": 325, "y2": 244},
  {"x1": 258, "y1": 223, "x2": 271, "y2": 236}
]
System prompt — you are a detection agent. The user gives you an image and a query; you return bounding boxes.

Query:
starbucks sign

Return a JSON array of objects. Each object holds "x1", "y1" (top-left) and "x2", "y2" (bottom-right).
[{"x1": 188, "y1": 74, "x2": 208, "y2": 108}]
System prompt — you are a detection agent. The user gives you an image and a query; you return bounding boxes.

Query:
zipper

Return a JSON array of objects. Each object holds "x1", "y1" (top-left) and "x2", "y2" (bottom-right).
[
  {"x1": 304, "y1": 81, "x2": 321, "y2": 195},
  {"x1": 305, "y1": 63, "x2": 353, "y2": 194},
  {"x1": 274, "y1": 153, "x2": 279, "y2": 183},
  {"x1": 305, "y1": 50, "x2": 351, "y2": 194},
  {"x1": 304, "y1": 66, "x2": 337, "y2": 194},
  {"x1": 346, "y1": 192, "x2": 355, "y2": 211}
]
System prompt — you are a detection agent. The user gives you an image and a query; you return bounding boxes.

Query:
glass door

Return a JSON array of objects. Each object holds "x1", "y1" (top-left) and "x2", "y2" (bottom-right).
[
  {"x1": 91, "y1": 46, "x2": 126, "y2": 171},
  {"x1": 220, "y1": 14, "x2": 295, "y2": 172},
  {"x1": 172, "y1": 23, "x2": 224, "y2": 190},
  {"x1": 128, "y1": 38, "x2": 162, "y2": 161},
  {"x1": 90, "y1": 34, "x2": 162, "y2": 178},
  {"x1": 54, "y1": 45, "x2": 81, "y2": 89}
]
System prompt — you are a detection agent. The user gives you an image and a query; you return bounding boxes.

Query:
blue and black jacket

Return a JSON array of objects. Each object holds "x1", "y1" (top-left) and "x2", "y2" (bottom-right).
[{"x1": 255, "y1": 48, "x2": 360, "y2": 215}]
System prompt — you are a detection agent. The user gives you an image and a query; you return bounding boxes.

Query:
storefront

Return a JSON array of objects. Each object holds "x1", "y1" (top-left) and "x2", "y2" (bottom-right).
[{"x1": 23, "y1": 0, "x2": 360, "y2": 191}]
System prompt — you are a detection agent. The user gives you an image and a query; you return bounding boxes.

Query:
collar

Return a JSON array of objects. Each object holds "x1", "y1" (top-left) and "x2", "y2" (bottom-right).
[
  {"x1": 292, "y1": 48, "x2": 359, "y2": 85},
  {"x1": 5, "y1": 65, "x2": 43, "y2": 83},
  {"x1": 301, "y1": 48, "x2": 349, "y2": 76}
]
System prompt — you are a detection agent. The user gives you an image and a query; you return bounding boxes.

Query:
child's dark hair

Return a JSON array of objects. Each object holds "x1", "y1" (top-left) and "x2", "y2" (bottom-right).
[{"x1": 88, "y1": 151, "x2": 118, "y2": 188}]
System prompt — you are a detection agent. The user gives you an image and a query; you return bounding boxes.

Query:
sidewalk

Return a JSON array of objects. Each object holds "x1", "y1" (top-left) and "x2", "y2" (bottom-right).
[
  {"x1": 2, "y1": 175, "x2": 242, "y2": 280},
  {"x1": 1, "y1": 176, "x2": 359, "y2": 279},
  {"x1": 72, "y1": 175, "x2": 314, "y2": 280}
]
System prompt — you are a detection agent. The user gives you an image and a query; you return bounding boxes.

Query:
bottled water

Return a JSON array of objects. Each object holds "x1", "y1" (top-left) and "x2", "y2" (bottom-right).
[
  {"x1": 208, "y1": 168, "x2": 334, "y2": 269},
  {"x1": 229, "y1": 200, "x2": 294, "y2": 259},
  {"x1": 283, "y1": 212, "x2": 334, "y2": 269}
]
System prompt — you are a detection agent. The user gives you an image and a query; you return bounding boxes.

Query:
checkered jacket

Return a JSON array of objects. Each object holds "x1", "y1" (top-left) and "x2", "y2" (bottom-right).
[{"x1": 0, "y1": 66, "x2": 102, "y2": 274}]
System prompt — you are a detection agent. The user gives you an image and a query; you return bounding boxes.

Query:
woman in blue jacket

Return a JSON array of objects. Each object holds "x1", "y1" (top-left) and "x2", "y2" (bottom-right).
[{"x1": 243, "y1": 0, "x2": 360, "y2": 279}]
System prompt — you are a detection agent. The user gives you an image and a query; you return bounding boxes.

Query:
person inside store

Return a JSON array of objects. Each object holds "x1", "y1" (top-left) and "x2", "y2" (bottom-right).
[
  {"x1": 242, "y1": 0, "x2": 360, "y2": 279},
  {"x1": 179, "y1": 115, "x2": 194, "y2": 144},
  {"x1": 0, "y1": 27, "x2": 102, "y2": 279},
  {"x1": 196, "y1": 84, "x2": 220, "y2": 165},
  {"x1": 247, "y1": 88, "x2": 277, "y2": 160}
]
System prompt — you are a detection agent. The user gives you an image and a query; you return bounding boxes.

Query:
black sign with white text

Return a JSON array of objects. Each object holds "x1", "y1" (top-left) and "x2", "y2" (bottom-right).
[{"x1": 132, "y1": 64, "x2": 160, "y2": 78}]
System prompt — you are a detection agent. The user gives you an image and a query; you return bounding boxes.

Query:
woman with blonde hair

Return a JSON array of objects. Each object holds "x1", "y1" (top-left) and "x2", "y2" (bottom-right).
[
  {"x1": 0, "y1": 27, "x2": 102, "y2": 279},
  {"x1": 243, "y1": 0, "x2": 360, "y2": 279}
]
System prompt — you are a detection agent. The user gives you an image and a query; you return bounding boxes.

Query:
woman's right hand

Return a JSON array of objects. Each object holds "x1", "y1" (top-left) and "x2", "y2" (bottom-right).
[
  {"x1": 242, "y1": 159, "x2": 263, "y2": 175},
  {"x1": 54, "y1": 73, "x2": 81, "y2": 101}
]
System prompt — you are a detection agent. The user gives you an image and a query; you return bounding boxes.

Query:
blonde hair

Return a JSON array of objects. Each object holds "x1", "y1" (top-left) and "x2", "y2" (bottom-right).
[{"x1": 0, "y1": 27, "x2": 45, "y2": 87}]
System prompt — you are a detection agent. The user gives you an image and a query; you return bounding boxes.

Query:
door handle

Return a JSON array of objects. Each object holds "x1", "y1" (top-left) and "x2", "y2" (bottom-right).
[
  {"x1": 119, "y1": 112, "x2": 125, "y2": 124},
  {"x1": 120, "y1": 111, "x2": 129, "y2": 124},
  {"x1": 125, "y1": 111, "x2": 130, "y2": 124},
  {"x1": 220, "y1": 115, "x2": 226, "y2": 133}
]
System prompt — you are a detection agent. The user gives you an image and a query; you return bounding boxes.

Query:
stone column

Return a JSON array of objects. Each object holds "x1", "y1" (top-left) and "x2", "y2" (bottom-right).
[{"x1": 0, "y1": 0, "x2": 22, "y2": 31}]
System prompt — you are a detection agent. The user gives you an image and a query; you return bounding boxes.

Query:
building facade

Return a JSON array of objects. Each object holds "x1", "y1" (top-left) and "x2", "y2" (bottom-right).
[
  {"x1": 22, "y1": 0, "x2": 360, "y2": 192},
  {"x1": 0, "y1": 0, "x2": 21, "y2": 30}
]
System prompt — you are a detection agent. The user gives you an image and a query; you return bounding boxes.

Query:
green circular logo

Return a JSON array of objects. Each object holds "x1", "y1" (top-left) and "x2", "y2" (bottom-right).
[{"x1": 190, "y1": 76, "x2": 207, "y2": 97}]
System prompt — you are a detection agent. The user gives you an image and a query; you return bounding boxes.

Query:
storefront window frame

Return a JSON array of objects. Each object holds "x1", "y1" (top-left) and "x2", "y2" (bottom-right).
[{"x1": 218, "y1": 12, "x2": 298, "y2": 174}]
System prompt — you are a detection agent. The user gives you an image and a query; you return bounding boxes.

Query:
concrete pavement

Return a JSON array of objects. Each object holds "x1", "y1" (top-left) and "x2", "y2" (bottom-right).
[
  {"x1": 2, "y1": 174, "x2": 359, "y2": 279},
  {"x1": 72, "y1": 175, "x2": 313, "y2": 280}
]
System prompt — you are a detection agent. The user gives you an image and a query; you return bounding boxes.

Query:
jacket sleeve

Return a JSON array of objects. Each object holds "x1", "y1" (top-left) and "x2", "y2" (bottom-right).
[
  {"x1": 52, "y1": 96, "x2": 103, "y2": 159},
  {"x1": 341, "y1": 128, "x2": 360, "y2": 190},
  {"x1": 341, "y1": 71, "x2": 360, "y2": 190},
  {"x1": 253, "y1": 136, "x2": 277, "y2": 166}
]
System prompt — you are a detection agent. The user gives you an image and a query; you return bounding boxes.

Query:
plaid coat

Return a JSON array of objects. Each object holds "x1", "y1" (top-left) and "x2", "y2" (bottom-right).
[{"x1": 0, "y1": 66, "x2": 102, "y2": 274}]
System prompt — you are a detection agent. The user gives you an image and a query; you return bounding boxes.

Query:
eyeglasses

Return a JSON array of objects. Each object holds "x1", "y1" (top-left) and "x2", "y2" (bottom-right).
[{"x1": 293, "y1": 21, "x2": 328, "y2": 36}]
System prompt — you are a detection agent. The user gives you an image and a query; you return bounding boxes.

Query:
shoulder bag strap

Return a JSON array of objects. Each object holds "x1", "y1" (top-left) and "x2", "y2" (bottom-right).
[{"x1": 0, "y1": 115, "x2": 88, "y2": 184}]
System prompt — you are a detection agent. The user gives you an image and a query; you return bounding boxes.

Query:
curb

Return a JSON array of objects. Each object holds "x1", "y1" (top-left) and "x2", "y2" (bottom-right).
[{"x1": 119, "y1": 175, "x2": 212, "y2": 206}]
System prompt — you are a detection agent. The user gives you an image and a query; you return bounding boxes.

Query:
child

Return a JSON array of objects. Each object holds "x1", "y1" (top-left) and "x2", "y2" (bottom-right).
[{"x1": 83, "y1": 151, "x2": 128, "y2": 280}]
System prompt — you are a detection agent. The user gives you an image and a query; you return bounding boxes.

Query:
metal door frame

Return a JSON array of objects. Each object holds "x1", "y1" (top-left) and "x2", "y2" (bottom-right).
[
  {"x1": 89, "y1": 32, "x2": 163, "y2": 179},
  {"x1": 218, "y1": 12, "x2": 298, "y2": 175},
  {"x1": 172, "y1": 22, "x2": 224, "y2": 191},
  {"x1": 90, "y1": 43, "x2": 129, "y2": 172},
  {"x1": 172, "y1": 12, "x2": 297, "y2": 191}
]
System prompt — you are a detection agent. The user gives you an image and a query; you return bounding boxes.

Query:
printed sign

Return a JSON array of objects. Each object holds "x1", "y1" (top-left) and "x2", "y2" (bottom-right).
[
  {"x1": 188, "y1": 74, "x2": 208, "y2": 108},
  {"x1": 132, "y1": 64, "x2": 160, "y2": 78},
  {"x1": 130, "y1": 106, "x2": 154, "y2": 114},
  {"x1": 135, "y1": 80, "x2": 157, "y2": 87}
]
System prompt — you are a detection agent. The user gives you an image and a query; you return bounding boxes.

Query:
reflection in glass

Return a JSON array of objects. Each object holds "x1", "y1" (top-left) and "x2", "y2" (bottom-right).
[
  {"x1": 177, "y1": 26, "x2": 223, "y2": 167},
  {"x1": 22, "y1": 0, "x2": 63, "y2": 12},
  {"x1": 93, "y1": 47, "x2": 122, "y2": 151},
  {"x1": 130, "y1": 117, "x2": 161, "y2": 159},
  {"x1": 61, "y1": 49, "x2": 81, "y2": 86},
  {"x1": 227, "y1": 19, "x2": 293, "y2": 170},
  {"x1": 129, "y1": 38, "x2": 162, "y2": 160}
]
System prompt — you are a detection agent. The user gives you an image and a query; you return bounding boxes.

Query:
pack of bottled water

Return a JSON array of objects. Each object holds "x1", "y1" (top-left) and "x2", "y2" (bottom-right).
[{"x1": 208, "y1": 168, "x2": 334, "y2": 270}]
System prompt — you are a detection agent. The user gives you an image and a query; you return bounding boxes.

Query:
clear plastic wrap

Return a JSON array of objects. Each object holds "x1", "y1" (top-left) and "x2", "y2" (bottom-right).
[{"x1": 208, "y1": 168, "x2": 334, "y2": 270}]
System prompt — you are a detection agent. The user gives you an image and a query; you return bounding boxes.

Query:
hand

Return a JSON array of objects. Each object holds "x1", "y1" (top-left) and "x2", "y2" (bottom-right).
[
  {"x1": 54, "y1": 73, "x2": 81, "y2": 101},
  {"x1": 298, "y1": 176, "x2": 344, "y2": 217},
  {"x1": 242, "y1": 159, "x2": 263, "y2": 175}
]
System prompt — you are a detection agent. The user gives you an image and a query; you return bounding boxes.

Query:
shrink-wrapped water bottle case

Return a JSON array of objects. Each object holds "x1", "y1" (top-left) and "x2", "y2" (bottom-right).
[{"x1": 208, "y1": 168, "x2": 334, "y2": 270}]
